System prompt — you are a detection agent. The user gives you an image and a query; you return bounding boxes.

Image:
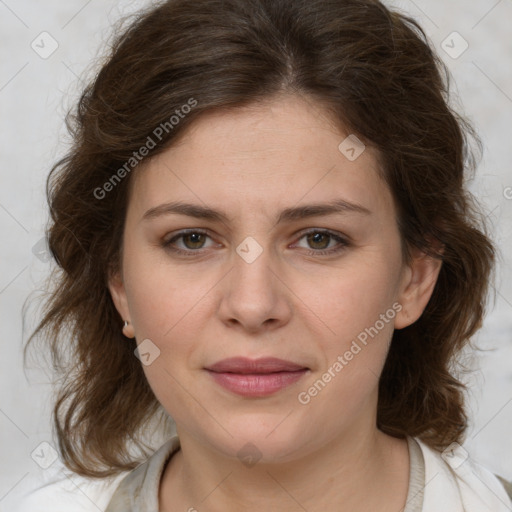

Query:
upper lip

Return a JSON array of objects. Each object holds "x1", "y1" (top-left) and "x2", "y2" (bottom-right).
[{"x1": 206, "y1": 357, "x2": 308, "y2": 374}]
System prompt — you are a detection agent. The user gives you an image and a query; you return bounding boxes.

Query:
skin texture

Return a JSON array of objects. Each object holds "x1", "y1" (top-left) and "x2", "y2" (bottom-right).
[{"x1": 109, "y1": 93, "x2": 442, "y2": 511}]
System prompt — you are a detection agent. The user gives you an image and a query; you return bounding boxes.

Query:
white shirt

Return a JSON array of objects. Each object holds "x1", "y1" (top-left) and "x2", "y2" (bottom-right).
[{"x1": 14, "y1": 435, "x2": 512, "y2": 511}]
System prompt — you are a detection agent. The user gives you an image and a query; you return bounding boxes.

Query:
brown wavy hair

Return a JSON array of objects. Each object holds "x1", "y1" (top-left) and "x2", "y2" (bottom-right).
[{"x1": 24, "y1": 0, "x2": 495, "y2": 478}]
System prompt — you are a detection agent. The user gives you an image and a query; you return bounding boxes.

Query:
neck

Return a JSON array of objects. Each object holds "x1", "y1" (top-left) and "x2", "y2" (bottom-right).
[{"x1": 159, "y1": 425, "x2": 410, "y2": 512}]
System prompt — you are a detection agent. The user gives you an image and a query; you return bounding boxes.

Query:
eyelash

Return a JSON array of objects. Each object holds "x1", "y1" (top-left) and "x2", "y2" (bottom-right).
[{"x1": 161, "y1": 229, "x2": 350, "y2": 257}]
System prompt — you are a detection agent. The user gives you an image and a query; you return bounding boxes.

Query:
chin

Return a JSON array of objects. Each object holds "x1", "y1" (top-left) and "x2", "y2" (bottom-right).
[{"x1": 197, "y1": 412, "x2": 318, "y2": 464}]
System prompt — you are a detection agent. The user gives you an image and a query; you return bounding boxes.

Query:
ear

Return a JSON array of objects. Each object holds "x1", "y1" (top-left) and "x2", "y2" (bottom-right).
[
  {"x1": 394, "y1": 248, "x2": 443, "y2": 330},
  {"x1": 108, "y1": 269, "x2": 135, "y2": 338}
]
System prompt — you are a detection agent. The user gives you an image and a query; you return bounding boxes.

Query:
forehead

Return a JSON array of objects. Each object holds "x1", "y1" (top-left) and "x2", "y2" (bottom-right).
[{"x1": 127, "y1": 94, "x2": 393, "y2": 223}]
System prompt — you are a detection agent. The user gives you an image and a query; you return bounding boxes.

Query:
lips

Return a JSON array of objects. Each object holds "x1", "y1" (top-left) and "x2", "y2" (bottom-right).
[
  {"x1": 205, "y1": 357, "x2": 309, "y2": 397},
  {"x1": 206, "y1": 357, "x2": 307, "y2": 374}
]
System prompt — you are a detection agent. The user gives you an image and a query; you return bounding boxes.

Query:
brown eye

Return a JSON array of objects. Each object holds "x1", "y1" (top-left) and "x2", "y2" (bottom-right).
[
  {"x1": 294, "y1": 229, "x2": 350, "y2": 256},
  {"x1": 181, "y1": 232, "x2": 207, "y2": 249},
  {"x1": 162, "y1": 229, "x2": 217, "y2": 256},
  {"x1": 306, "y1": 232, "x2": 331, "y2": 250}
]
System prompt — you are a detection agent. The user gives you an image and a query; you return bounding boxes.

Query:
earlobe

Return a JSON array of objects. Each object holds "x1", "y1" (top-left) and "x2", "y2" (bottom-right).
[
  {"x1": 108, "y1": 271, "x2": 135, "y2": 338},
  {"x1": 122, "y1": 320, "x2": 135, "y2": 339},
  {"x1": 394, "y1": 249, "x2": 442, "y2": 330}
]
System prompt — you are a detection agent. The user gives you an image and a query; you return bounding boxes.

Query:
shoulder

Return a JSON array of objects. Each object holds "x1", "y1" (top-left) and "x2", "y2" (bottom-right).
[
  {"x1": 15, "y1": 436, "x2": 181, "y2": 512},
  {"x1": 104, "y1": 435, "x2": 181, "y2": 511},
  {"x1": 414, "y1": 438, "x2": 512, "y2": 511},
  {"x1": 14, "y1": 461, "x2": 129, "y2": 512}
]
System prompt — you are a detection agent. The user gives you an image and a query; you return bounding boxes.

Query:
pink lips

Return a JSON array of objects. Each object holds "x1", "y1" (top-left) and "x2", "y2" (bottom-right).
[{"x1": 205, "y1": 357, "x2": 309, "y2": 397}]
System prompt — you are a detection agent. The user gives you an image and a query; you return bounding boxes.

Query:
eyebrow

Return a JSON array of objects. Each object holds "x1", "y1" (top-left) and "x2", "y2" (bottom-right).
[{"x1": 141, "y1": 198, "x2": 371, "y2": 224}]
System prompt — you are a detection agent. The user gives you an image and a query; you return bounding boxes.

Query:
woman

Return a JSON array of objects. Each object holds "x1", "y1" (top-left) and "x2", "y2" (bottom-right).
[{"x1": 19, "y1": 0, "x2": 512, "y2": 510}]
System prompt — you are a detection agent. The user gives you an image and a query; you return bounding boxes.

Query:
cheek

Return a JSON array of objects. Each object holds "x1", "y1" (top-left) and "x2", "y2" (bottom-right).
[
  {"x1": 139, "y1": 358, "x2": 207, "y2": 439},
  {"x1": 299, "y1": 255, "x2": 401, "y2": 342},
  {"x1": 293, "y1": 253, "x2": 401, "y2": 409},
  {"x1": 121, "y1": 260, "x2": 214, "y2": 409},
  {"x1": 123, "y1": 248, "x2": 213, "y2": 341},
  {"x1": 295, "y1": 269, "x2": 397, "y2": 428}
]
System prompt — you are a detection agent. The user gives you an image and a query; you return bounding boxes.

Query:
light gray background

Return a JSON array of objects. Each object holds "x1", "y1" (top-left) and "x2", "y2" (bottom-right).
[{"x1": 1, "y1": 0, "x2": 511, "y2": 508}]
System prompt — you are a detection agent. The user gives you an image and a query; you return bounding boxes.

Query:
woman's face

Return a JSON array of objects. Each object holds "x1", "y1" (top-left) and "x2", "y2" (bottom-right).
[{"x1": 109, "y1": 94, "x2": 439, "y2": 462}]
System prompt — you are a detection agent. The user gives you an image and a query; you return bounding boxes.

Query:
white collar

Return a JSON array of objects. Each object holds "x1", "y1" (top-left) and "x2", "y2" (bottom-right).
[
  {"x1": 416, "y1": 438, "x2": 512, "y2": 511},
  {"x1": 105, "y1": 435, "x2": 512, "y2": 511}
]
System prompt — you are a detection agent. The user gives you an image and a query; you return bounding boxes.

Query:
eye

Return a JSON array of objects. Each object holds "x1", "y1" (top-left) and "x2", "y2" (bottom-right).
[
  {"x1": 162, "y1": 229, "x2": 217, "y2": 256},
  {"x1": 161, "y1": 228, "x2": 350, "y2": 258},
  {"x1": 293, "y1": 229, "x2": 349, "y2": 256}
]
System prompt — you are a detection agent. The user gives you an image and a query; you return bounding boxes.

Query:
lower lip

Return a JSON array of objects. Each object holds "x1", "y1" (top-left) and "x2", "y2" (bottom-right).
[{"x1": 206, "y1": 369, "x2": 308, "y2": 397}]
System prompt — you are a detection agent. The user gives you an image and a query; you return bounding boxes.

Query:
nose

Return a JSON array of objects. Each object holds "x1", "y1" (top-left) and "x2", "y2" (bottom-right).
[{"x1": 217, "y1": 244, "x2": 292, "y2": 334}]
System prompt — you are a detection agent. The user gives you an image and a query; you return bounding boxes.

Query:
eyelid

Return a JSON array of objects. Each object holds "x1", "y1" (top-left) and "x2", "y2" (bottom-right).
[
  {"x1": 290, "y1": 228, "x2": 350, "y2": 254},
  {"x1": 162, "y1": 228, "x2": 216, "y2": 249},
  {"x1": 293, "y1": 227, "x2": 350, "y2": 242},
  {"x1": 163, "y1": 227, "x2": 211, "y2": 241}
]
